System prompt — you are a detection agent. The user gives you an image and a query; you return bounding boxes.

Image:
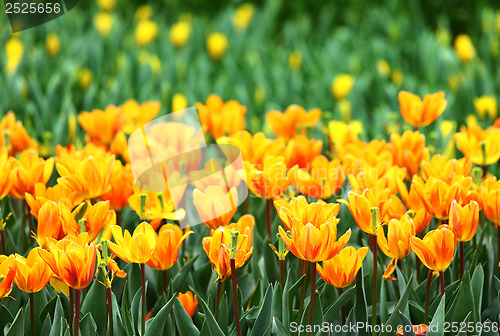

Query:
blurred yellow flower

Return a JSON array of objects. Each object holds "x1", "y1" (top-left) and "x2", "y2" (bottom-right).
[
  {"x1": 474, "y1": 95, "x2": 497, "y2": 119},
  {"x1": 454, "y1": 34, "x2": 475, "y2": 63},
  {"x1": 172, "y1": 93, "x2": 188, "y2": 112},
  {"x1": 392, "y1": 69, "x2": 403, "y2": 85},
  {"x1": 376, "y1": 59, "x2": 391, "y2": 77},
  {"x1": 328, "y1": 120, "x2": 362, "y2": 146},
  {"x1": 331, "y1": 74, "x2": 355, "y2": 100},
  {"x1": 45, "y1": 33, "x2": 60, "y2": 56},
  {"x1": 440, "y1": 120, "x2": 456, "y2": 138},
  {"x1": 207, "y1": 32, "x2": 229, "y2": 60},
  {"x1": 170, "y1": 21, "x2": 191, "y2": 48},
  {"x1": 78, "y1": 68, "x2": 93, "y2": 91},
  {"x1": 135, "y1": 20, "x2": 158, "y2": 47},
  {"x1": 94, "y1": 12, "x2": 112, "y2": 36},
  {"x1": 289, "y1": 50, "x2": 302, "y2": 71},
  {"x1": 5, "y1": 37, "x2": 23, "y2": 74},
  {"x1": 97, "y1": 0, "x2": 115, "y2": 11},
  {"x1": 135, "y1": 5, "x2": 153, "y2": 21},
  {"x1": 233, "y1": 3, "x2": 254, "y2": 30}
]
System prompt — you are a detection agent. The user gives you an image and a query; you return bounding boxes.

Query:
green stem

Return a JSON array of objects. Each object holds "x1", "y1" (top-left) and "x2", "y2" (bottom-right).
[
  {"x1": 266, "y1": 199, "x2": 272, "y2": 239},
  {"x1": 106, "y1": 286, "x2": 113, "y2": 336},
  {"x1": 439, "y1": 271, "x2": 445, "y2": 297},
  {"x1": 214, "y1": 279, "x2": 223, "y2": 321},
  {"x1": 338, "y1": 287, "x2": 345, "y2": 325},
  {"x1": 162, "y1": 270, "x2": 168, "y2": 297},
  {"x1": 370, "y1": 234, "x2": 377, "y2": 336},
  {"x1": 460, "y1": 242, "x2": 464, "y2": 280},
  {"x1": 297, "y1": 260, "x2": 308, "y2": 323},
  {"x1": 279, "y1": 259, "x2": 285, "y2": 290}
]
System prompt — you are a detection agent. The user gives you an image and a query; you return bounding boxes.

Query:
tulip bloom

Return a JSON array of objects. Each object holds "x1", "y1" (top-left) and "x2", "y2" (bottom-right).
[
  {"x1": 78, "y1": 105, "x2": 123, "y2": 146},
  {"x1": 480, "y1": 178, "x2": 500, "y2": 225},
  {"x1": 293, "y1": 156, "x2": 345, "y2": 200},
  {"x1": 178, "y1": 291, "x2": 198, "y2": 318},
  {"x1": 101, "y1": 162, "x2": 134, "y2": 211},
  {"x1": 274, "y1": 196, "x2": 340, "y2": 231},
  {"x1": 283, "y1": 134, "x2": 323, "y2": 170},
  {"x1": 390, "y1": 130, "x2": 429, "y2": 178},
  {"x1": 449, "y1": 200, "x2": 479, "y2": 242},
  {"x1": 14, "y1": 247, "x2": 53, "y2": 293},
  {"x1": 107, "y1": 222, "x2": 156, "y2": 264},
  {"x1": 73, "y1": 201, "x2": 116, "y2": 243},
  {"x1": 410, "y1": 225, "x2": 457, "y2": 272},
  {"x1": 146, "y1": 224, "x2": 193, "y2": 271},
  {"x1": 397, "y1": 180, "x2": 432, "y2": 234},
  {"x1": 196, "y1": 95, "x2": 246, "y2": 139},
  {"x1": 217, "y1": 131, "x2": 273, "y2": 169},
  {"x1": 9, "y1": 149, "x2": 54, "y2": 199},
  {"x1": 35, "y1": 201, "x2": 76, "y2": 247},
  {"x1": 265, "y1": 105, "x2": 321, "y2": 139},
  {"x1": 193, "y1": 186, "x2": 239, "y2": 230},
  {"x1": 377, "y1": 214, "x2": 415, "y2": 280},
  {"x1": 0, "y1": 112, "x2": 37, "y2": 156},
  {"x1": 25, "y1": 182, "x2": 82, "y2": 219},
  {"x1": 245, "y1": 156, "x2": 297, "y2": 200},
  {"x1": 455, "y1": 124, "x2": 500, "y2": 166},
  {"x1": 38, "y1": 233, "x2": 97, "y2": 290},
  {"x1": 412, "y1": 176, "x2": 472, "y2": 220},
  {"x1": 317, "y1": 246, "x2": 368, "y2": 288},
  {"x1": 56, "y1": 153, "x2": 115, "y2": 200},
  {"x1": 0, "y1": 150, "x2": 12, "y2": 200},
  {"x1": 0, "y1": 255, "x2": 16, "y2": 300},
  {"x1": 347, "y1": 165, "x2": 406, "y2": 195},
  {"x1": 203, "y1": 225, "x2": 253, "y2": 282},
  {"x1": 339, "y1": 189, "x2": 389, "y2": 235},
  {"x1": 420, "y1": 155, "x2": 472, "y2": 183},
  {"x1": 398, "y1": 91, "x2": 447, "y2": 129}
]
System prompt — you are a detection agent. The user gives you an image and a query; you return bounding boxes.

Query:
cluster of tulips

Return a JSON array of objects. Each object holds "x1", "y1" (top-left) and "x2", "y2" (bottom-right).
[{"x1": 0, "y1": 87, "x2": 500, "y2": 335}]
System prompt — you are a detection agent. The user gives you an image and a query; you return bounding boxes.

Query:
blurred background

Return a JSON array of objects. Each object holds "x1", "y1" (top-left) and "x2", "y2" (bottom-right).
[{"x1": 1, "y1": 0, "x2": 499, "y2": 147}]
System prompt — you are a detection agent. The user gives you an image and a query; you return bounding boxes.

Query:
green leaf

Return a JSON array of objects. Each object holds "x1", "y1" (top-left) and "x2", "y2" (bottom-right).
[
  {"x1": 263, "y1": 238, "x2": 279, "y2": 284},
  {"x1": 81, "y1": 281, "x2": 106, "y2": 334},
  {"x1": 379, "y1": 275, "x2": 413, "y2": 336},
  {"x1": 426, "y1": 294, "x2": 445, "y2": 336},
  {"x1": 120, "y1": 282, "x2": 135, "y2": 336},
  {"x1": 341, "y1": 308, "x2": 357, "y2": 336},
  {"x1": 49, "y1": 298, "x2": 65, "y2": 336},
  {"x1": 354, "y1": 269, "x2": 368, "y2": 336},
  {"x1": 272, "y1": 283, "x2": 282, "y2": 325},
  {"x1": 398, "y1": 310, "x2": 416, "y2": 336},
  {"x1": 298, "y1": 286, "x2": 323, "y2": 336},
  {"x1": 173, "y1": 255, "x2": 199, "y2": 292},
  {"x1": 396, "y1": 267, "x2": 410, "y2": 317},
  {"x1": 174, "y1": 297, "x2": 200, "y2": 336},
  {"x1": 218, "y1": 292, "x2": 228, "y2": 336},
  {"x1": 41, "y1": 314, "x2": 52, "y2": 336},
  {"x1": 449, "y1": 271, "x2": 474, "y2": 324},
  {"x1": 0, "y1": 304, "x2": 14, "y2": 333},
  {"x1": 144, "y1": 294, "x2": 175, "y2": 336},
  {"x1": 271, "y1": 317, "x2": 289, "y2": 336},
  {"x1": 5, "y1": 308, "x2": 24, "y2": 336},
  {"x1": 283, "y1": 273, "x2": 306, "y2": 326},
  {"x1": 458, "y1": 311, "x2": 472, "y2": 336},
  {"x1": 132, "y1": 282, "x2": 147, "y2": 335},
  {"x1": 471, "y1": 264, "x2": 484, "y2": 323},
  {"x1": 250, "y1": 284, "x2": 273, "y2": 336},
  {"x1": 198, "y1": 295, "x2": 225, "y2": 336},
  {"x1": 323, "y1": 286, "x2": 355, "y2": 325},
  {"x1": 79, "y1": 312, "x2": 98, "y2": 336},
  {"x1": 478, "y1": 320, "x2": 498, "y2": 336}
]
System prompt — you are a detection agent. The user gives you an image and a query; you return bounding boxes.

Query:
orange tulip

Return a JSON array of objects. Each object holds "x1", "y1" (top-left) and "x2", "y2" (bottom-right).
[
  {"x1": 316, "y1": 246, "x2": 368, "y2": 288},
  {"x1": 202, "y1": 224, "x2": 253, "y2": 282},
  {"x1": 412, "y1": 176, "x2": 472, "y2": 220},
  {"x1": 107, "y1": 222, "x2": 156, "y2": 264},
  {"x1": 339, "y1": 189, "x2": 390, "y2": 235},
  {"x1": 278, "y1": 222, "x2": 350, "y2": 262},
  {"x1": 283, "y1": 134, "x2": 323, "y2": 170},
  {"x1": 455, "y1": 124, "x2": 500, "y2": 166},
  {"x1": 177, "y1": 291, "x2": 198, "y2": 318},
  {"x1": 348, "y1": 165, "x2": 406, "y2": 195},
  {"x1": 35, "y1": 201, "x2": 76, "y2": 247},
  {"x1": 338, "y1": 139, "x2": 394, "y2": 173},
  {"x1": 192, "y1": 185, "x2": 238, "y2": 230},
  {"x1": 398, "y1": 91, "x2": 447, "y2": 128},
  {"x1": 101, "y1": 162, "x2": 134, "y2": 211},
  {"x1": 480, "y1": 177, "x2": 500, "y2": 225},
  {"x1": 0, "y1": 149, "x2": 12, "y2": 200},
  {"x1": 128, "y1": 189, "x2": 186, "y2": 229},
  {"x1": 397, "y1": 324, "x2": 428, "y2": 336},
  {"x1": 245, "y1": 156, "x2": 297, "y2": 200},
  {"x1": 217, "y1": 131, "x2": 274, "y2": 169},
  {"x1": 420, "y1": 155, "x2": 472, "y2": 183},
  {"x1": 0, "y1": 255, "x2": 16, "y2": 299},
  {"x1": 224, "y1": 214, "x2": 255, "y2": 245},
  {"x1": 449, "y1": 200, "x2": 479, "y2": 242},
  {"x1": 390, "y1": 130, "x2": 429, "y2": 178},
  {"x1": 410, "y1": 225, "x2": 457, "y2": 272},
  {"x1": 397, "y1": 179, "x2": 432, "y2": 234},
  {"x1": 0, "y1": 112, "x2": 37, "y2": 156},
  {"x1": 274, "y1": 196, "x2": 340, "y2": 231},
  {"x1": 377, "y1": 214, "x2": 415, "y2": 280},
  {"x1": 70, "y1": 201, "x2": 116, "y2": 243},
  {"x1": 9, "y1": 149, "x2": 54, "y2": 199},
  {"x1": 120, "y1": 99, "x2": 161, "y2": 134},
  {"x1": 25, "y1": 182, "x2": 82, "y2": 219},
  {"x1": 265, "y1": 105, "x2": 321, "y2": 139},
  {"x1": 146, "y1": 224, "x2": 193, "y2": 271},
  {"x1": 38, "y1": 233, "x2": 97, "y2": 290},
  {"x1": 196, "y1": 95, "x2": 247, "y2": 139},
  {"x1": 14, "y1": 247, "x2": 53, "y2": 293},
  {"x1": 293, "y1": 155, "x2": 345, "y2": 200},
  {"x1": 78, "y1": 105, "x2": 123, "y2": 145},
  {"x1": 56, "y1": 153, "x2": 115, "y2": 200}
]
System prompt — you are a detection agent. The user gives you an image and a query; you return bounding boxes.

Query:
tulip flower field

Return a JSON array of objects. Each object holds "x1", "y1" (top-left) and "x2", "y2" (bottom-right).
[{"x1": 2, "y1": 1, "x2": 500, "y2": 336}]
